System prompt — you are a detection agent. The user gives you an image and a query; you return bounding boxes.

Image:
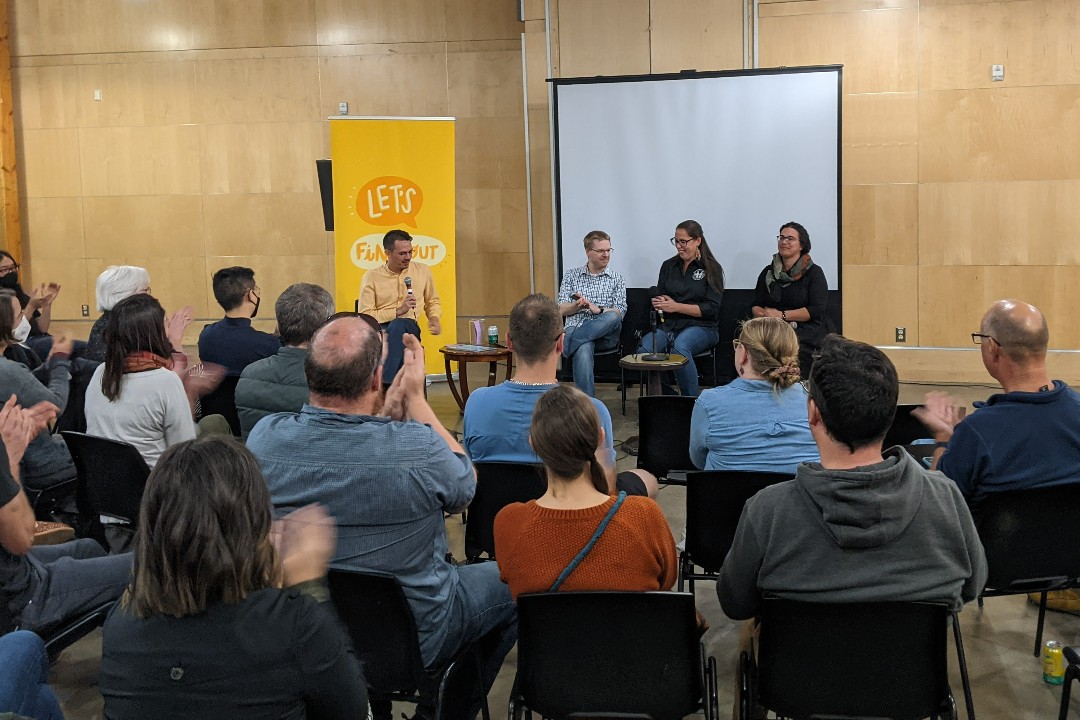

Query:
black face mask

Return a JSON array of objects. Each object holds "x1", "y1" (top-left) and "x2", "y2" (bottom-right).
[
  {"x1": 250, "y1": 292, "x2": 260, "y2": 319},
  {"x1": 0, "y1": 273, "x2": 19, "y2": 290}
]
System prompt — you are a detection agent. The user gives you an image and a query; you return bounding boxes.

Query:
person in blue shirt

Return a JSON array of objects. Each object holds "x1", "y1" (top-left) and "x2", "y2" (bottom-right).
[{"x1": 690, "y1": 317, "x2": 818, "y2": 474}]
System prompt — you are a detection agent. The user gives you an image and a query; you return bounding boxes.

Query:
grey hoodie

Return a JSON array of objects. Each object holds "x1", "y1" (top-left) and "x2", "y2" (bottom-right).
[{"x1": 717, "y1": 448, "x2": 988, "y2": 619}]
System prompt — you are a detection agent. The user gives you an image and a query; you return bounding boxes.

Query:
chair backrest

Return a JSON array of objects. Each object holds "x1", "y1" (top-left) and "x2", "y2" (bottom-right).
[
  {"x1": 975, "y1": 483, "x2": 1080, "y2": 590},
  {"x1": 199, "y1": 375, "x2": 241, "y2": 436},
  {"x1": 515, "y1": 591, "x2": 703, "y2": 720},
  {"x1": 61, "y1": 431, "x2": 150, "y2": 524},
  {"x1": 684, "y1": 470, "x2": 792, "y2": 572},
  {"x1": 55, "y1": 359, "x2": 102, "y2": 434},
  {"x1": 623, "y1": 287, "x2": 653, "y2": 350},
  {"x1": 883, "y1": 403, "x2": 930, "y2": 448},
  {"x1": 465, "y1": 463, "x2": 546, "y2": 560},
  {"x1": 637, "y1": 395, "x2": 696, "y2": 479},
  {"x1": 757, "y1": 599, "x2": 951, "y2": 719},
  {"x1": 326, "y1": 568, "x2": 424, "y2": 695}
]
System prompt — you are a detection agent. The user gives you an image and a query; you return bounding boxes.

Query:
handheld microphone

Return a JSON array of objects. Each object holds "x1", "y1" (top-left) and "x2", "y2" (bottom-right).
[
  {"x1": 648, "y1": 286, "x2": 664, "y2": 324},
  {"x1": 404, "y1": 276, "x2": 413, "y2": 295}
]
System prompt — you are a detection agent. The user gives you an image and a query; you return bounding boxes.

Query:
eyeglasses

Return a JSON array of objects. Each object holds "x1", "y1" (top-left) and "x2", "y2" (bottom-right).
[
  {"x1": 670, "y1": 237, "x2": 695, "y2": 248},
  {"x1": 325, "y1": 311, "x2": 383, "y2": 335},
  {"x1": 971, "y1": 332, "x2": 1000, "y2": 346},
  {"x1": 0, "y1": 263, "x2": 19, "y2": 276},
  {"x1": 800, "y1": 379, "x2": 811, "y2": 394},
  {"x1": 588, "y1": 248, "x2": 613, "y2": 255},
  {"x1": 732, "y1": 338, "x2": 742, "y2": 351},
  {"x1": 776, "y1": 235, "x2": 800, "y2": 245}
]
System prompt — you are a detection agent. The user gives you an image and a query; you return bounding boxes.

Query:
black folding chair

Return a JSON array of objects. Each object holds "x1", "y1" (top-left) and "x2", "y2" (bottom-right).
[
  {"x1": 0, "y1": 600, "x2": 116, "y2": 663},
  {"x1": 741, "y1": 599, "x2": 974, "y2": 720},
  {"x1": 679, "y1": 470, "x2": 791, "y2": 594},
  {"x1": 198, "y1": 375, "x2": 241, "y2": 436},
  {"x1": 327, "y1": 569, "x2": 490, "y2": 720},
  {"x1": 636, "y1": 395, "x2": 696, "y2": 484},
  {"x1": 974, "y1": 483, "x2": 1080, "y2": 656},
  {"x1": 511, "y1": 591, "x2": 718, "y2": 720},
  {"x1": 61, "y1": 431, "x2": 150, "y2": 548},
  {"x1": 464, "y1": 463, "x2": 545, "y2": 563},
  {"x1": 884, "y1": 403, "x2": 932, "y2": 448},
  {"x1": 1060, "y1": 645, "x2": 1080, "y2": 720}
]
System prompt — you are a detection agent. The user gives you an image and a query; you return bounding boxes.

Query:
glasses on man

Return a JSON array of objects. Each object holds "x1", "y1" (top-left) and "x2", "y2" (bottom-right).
[
  {"x1": 670, "y1": 237, "x2": 694, "y2": 247},
  {"x1": 0, "y1": 263, "x2": 19, "y2": 276},
  {"x1": 776, "y1": 235, "x2": 800, "y2": 245},
  {"x1": 325, "y1": 311, "x2": 383, "y2": 335},
  {"x1": 588, "y1": 248, "x2": 613, "y2": 255},
  {"x1": 971, "y1": 332, "x2": 999, "y2": 346}
]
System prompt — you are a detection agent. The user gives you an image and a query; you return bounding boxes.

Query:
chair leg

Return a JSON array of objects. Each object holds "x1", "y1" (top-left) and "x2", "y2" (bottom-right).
[
  {"x1": 951, "y1": 612, "x2": 976, "y2": 720},
  {"x1": 1036, "y1": 590, "x2": 1049, "y2": 657},
  {"x1": 620, "y1": 366, "x2": 626, "y2": 416},
  {"x1": 678, "y1": 555, "x2": 686, "y2": 593},
  {"x1": 1060, "y1": 665, "x2": 1079, "y2": 720}
]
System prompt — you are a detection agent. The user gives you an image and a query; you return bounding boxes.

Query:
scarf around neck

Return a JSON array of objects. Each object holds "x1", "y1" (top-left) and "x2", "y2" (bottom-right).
[
  {"x1": 123, "y1": 350, "x2": 174, "y2": 374},
  {"x1": 765, "y1": 253, "x2": 815, "y2": 301}
]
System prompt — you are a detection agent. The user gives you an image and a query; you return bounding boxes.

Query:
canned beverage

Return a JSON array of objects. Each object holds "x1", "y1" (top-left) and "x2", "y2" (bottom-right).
[
  {"x1": 487, "y1": 325, "x2": 499, "y2": 346},
  {"x1": 1043, "y1": 640, "x2": 1065, "y2": 685}
]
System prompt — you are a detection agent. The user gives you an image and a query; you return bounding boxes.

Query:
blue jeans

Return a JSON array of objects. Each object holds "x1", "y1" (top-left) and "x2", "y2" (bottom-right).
[
  {"x1": 0, "y1": 631, "x2": 63, "y2": 720},
  {"x1": 563, "y1": 312, "x2": 622, "y2": 397},
  {"x1": 636, "y1": 325, "x2": 719, "y2": 397},
  {"x1": 381, "y1": 318, "x2": 422, "y2": 385},
  {"x1": 430, "y1": 562, "x2": 517, "y2": 695}
]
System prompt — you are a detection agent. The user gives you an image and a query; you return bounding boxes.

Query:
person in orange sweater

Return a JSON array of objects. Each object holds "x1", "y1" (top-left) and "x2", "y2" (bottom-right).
[{"x1": 494, "y1": 384, "x2": 677, "y2": 600}]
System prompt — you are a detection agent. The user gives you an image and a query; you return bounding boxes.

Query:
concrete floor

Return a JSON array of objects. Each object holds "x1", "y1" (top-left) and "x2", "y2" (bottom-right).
[{"x1": 49, "y1": 374, "x2": 1080, "y2": 719}]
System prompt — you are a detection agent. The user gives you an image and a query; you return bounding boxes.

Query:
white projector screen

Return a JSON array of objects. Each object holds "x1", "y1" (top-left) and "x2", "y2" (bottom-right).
[{"x1": 553, "y1": 67, "x2": 841, "y2": 291}]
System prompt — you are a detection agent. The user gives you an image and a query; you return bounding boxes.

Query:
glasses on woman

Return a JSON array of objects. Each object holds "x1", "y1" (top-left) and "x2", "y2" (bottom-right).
[
  {"x1": 732, "y1": 338, "x2": 742, "y2": 351},
  {"x1": 670, "y1": 237, "x2": 694, "y2": 247},
  {"x1": 776, "y1": 235, "x2": 800, "y2": 245},
  {"x1": 0, "y1": 262, "x2": 19, "y2": 276}
]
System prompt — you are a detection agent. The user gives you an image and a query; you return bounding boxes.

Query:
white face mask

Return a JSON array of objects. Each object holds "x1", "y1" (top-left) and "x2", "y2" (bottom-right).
[{"x1": 12, "y1": 316, "x2": 30, "y2": 344}]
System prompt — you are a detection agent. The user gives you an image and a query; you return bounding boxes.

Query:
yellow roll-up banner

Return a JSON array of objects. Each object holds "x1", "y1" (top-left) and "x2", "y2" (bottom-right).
[{"x1": 331, "y1": 117, "x2": 456, "y2": 377}]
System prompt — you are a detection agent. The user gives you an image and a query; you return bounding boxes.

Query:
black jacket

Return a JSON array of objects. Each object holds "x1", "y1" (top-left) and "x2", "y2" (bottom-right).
[{"x1": 655, "y1": 255, "x2": 724, "y2": 332}]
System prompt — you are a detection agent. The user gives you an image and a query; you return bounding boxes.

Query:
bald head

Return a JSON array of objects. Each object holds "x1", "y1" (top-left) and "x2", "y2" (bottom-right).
[
  {"x1": 981, "y1": 299, "x2": 1049, "y2": 364},
  {"x1": 304, "y1": 316, "x2": 383, "y2": 401}
]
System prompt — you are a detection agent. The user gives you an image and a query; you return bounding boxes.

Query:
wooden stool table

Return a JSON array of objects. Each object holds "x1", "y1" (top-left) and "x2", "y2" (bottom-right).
[
  {"x1": 619, "y1": 353, "x2": 688, "y2": 405},
  {"x1": 440, "y1": 345, "x2": 514, "y2": 413}
]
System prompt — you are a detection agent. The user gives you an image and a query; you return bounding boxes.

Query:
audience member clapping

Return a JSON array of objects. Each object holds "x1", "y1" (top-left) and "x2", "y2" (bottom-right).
[{"x1": 99, "y1": 435, "x2": 367, "y2": 720}]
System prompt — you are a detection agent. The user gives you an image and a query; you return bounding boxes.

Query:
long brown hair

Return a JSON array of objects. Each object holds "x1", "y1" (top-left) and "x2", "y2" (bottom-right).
[
  {"x1": 530, "y1": 385, "x2": 607, "y2": 493},
  {"x1": 101, "y1": 293, "x2": 174, "y2": 401},
  {"x1": 738, "y1": 317, "x2": 800, "y2": 393},
  {"x1": 124, "y1": 436, "x2": 279, "y2": 618},
  {"x1": 676, "y1": 220, "x2": 725, "y2": 294}
]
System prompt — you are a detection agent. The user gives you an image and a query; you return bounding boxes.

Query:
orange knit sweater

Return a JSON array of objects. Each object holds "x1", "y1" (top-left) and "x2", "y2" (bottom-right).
[{"x1": 493, "y1": 495, "x2": 678, "y2": 600}]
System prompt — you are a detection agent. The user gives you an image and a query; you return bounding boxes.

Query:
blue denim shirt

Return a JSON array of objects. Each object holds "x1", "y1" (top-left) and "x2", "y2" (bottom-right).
[
  {"x1": 247, "y1": 404, "x2": 475, "y2": 665},
  {"x1": 690, "y1": 378, "x2": 818, "y2": 473}
]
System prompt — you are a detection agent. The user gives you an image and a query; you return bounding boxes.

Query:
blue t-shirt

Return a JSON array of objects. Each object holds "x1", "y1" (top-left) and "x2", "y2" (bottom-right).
[
  {"x1": 689, "y1": 378, "x2": 818, "y2": 473},
  {"x1": 463, "y1": 382, "x2": 617, "y2": 467},
  {"x1": 939, "y1": 380, "x2": 1080, "y2": 505}
]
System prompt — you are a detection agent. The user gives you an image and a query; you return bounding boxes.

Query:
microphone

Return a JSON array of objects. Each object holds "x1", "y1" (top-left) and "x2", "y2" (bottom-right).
[
  {"x1": 404, "y1": 276, "x2": 413, "y2": 295},
  {"x1": 648, "y1": 286, "x2": 664, "y2": 324}
]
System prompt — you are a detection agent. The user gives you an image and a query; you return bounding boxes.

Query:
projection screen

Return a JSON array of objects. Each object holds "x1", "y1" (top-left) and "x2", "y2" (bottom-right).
[{"x1": 552, "y1": 67, "x2": 842, "y2": 291}]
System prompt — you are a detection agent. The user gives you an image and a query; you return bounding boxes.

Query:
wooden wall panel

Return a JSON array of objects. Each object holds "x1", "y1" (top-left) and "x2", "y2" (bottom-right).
[
  {"x1": 445, "y1": 0, "x2": 522, "y2": 41},
  {"x1": 75, "y1": 62, "x2": 197, "y2": 128},
  {"x1": 448, "y1": 47, "x2": 524, "y2": 119},
  {"x1": 457, "y1": 117, "x2": 528, "y2": 191},
  {"x1": 194, "y1": 56, "x2": 321, "y2": 124},
  {"x1": 78, "y1": 126, "x2": 202, "y2": 196},
  {"x1": 200, "y1": 122, "x2": 322, "y2": 195},
  {"x1": 318, "y1": 48, "x2": 450, "y2": 118},
  {"x1": 20, "y1": 128, "x2": 81, "y2": 197},
  {"x1": 557, "y1": 0, "x2": 650, "y2": 77},
  {"x1": 12, "y1": 66, "x2": 80, "y2": 130},
  {"x1": 28, "y1": 257, "x2": 89, "y2": 319},
  {"x1": 202, "y1": 193, "x2": 326, "y2": 258},
  {"x1": 920, "y1": 181, "x2": 1080, "y2": 267},
  {"x1": 83, "y1": 196, "x2": 205, "y2": 259},
  {"x1": 842, "y1": 183, "x2": 917, "y2": 266},
  {"x1": 843, "y1": 91, "x2": 918, "y2": 185},
  {"x1": 24, "y1": 198, "x2": 84, "y2": 260},
  {"x1": 88, "y1": 256, "x2": 212, "y2": 318},
  {"x1": 12, "y1": 1, "x2": 196, "y2": 56},
  {"x1": 188, "y1": 0, "x2": 318, "y2": 49},
  {"x1": 758, "y1": 8, "x2": 918, "y2": 94},
  {"x1": 650, "y1": 0, "x2": 744, "y2": 73},
  {"x1": 455, "y1": 251, "x2": 531, "y2": 316},
  {"x1": 920, "y1": 87, "x2": 1080, "y2": 183},
  {"x1": 314, "y1": 0, "x2": 446, "y2": 45},
  {"x1": 456, "y1": 189, "x2": 529, "y2": 256},
  {"x1": 843, "y1": 265, "x2": 919, "y2": 346}
]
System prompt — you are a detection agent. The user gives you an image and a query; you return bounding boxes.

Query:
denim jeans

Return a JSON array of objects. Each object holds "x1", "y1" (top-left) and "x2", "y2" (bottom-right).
[
  {"x1": 636, "y1": 325, "x2": 719, "y2": 397},
  {"x1": 0, "y1": 631, "x2": 63, "y2": 720},
  {"x1": 381, "y1": 318, "x2": 422, "y2": 385},
  {"x1": 563, "y1": 311, "x2": 622, "y2": 397}
]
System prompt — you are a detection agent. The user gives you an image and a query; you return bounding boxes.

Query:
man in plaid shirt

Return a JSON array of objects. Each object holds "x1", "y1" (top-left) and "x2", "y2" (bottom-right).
[{"x1": 557, "y1": 230, "x2": 627, "y2": 397}]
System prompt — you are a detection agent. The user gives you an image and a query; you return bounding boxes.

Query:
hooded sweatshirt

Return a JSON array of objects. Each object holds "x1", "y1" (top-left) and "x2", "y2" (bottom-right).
[{"x1": 717, "y1": 448, "x2": 988, "y2": 620}]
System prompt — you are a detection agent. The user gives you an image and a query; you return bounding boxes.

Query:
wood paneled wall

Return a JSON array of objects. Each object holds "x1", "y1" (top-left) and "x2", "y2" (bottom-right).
[
  {"x1": 9, "y1": 0, "x2": 527, "y2": 343},
  {"x1": 524, "y1": 0, "x2": 1080, "y2": 382}
]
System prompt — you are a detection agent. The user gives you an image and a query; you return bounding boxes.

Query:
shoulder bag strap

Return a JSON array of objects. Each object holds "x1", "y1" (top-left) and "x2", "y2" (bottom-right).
[{"x1": 548, "y1": 492, "x2": 626, "y2": 592}]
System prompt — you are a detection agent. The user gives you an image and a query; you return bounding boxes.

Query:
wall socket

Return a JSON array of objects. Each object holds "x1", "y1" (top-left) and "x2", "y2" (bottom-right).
[
  {"x1": 81, "y1": 304, "x2": 90, "y2": 317},
  {"x1": 895, "y1": 327, "x2": 906, "y2": 343}
]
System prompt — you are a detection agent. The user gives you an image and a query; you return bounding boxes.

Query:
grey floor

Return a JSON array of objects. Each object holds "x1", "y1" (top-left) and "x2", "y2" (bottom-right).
[{"x1": 50, "y1": 376, "x2": 1080, "y2": 719}]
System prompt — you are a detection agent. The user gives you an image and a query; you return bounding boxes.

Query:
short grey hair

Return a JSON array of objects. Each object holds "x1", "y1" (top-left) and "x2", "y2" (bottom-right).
[
  {"x1": 96, "y1": 265, "x2": 150, "y2": 311},
  {"x1": 275, "y1": 283, "x2": 336, "y2": 347}
]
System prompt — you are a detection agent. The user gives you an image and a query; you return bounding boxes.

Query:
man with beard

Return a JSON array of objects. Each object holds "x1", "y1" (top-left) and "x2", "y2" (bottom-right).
[{"x1": 247, "y1": 315, "x2": 515, "y2": 720}]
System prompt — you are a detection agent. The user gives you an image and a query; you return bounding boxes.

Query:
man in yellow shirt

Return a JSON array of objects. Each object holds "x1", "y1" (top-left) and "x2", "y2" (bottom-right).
[{"x1": 358, "y1": 229, "x2": 442, "y2": 385}]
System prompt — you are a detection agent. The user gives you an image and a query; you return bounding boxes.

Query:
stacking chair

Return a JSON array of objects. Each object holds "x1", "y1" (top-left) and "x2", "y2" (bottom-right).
[
  {"x1": 61, "y1": 431, "x2": 150, "y2": 548},
  {"x1": 1059, "y1": 646, "x2": 1080, "y2": 720},
  {"x1": 679, "y1": 470, "x2": 791, "y2": 594},
  {"x1": 974, "y1": 483, "x2": 1080, "y2": 656},
  {"x1": 0, "y1": 599, "x2": 116, "y2": 663},
  {"x1": 464, "y1": 463, "x2": 545, "y2": 562},
  {"x1": 884, "y1": 403, "x2": 932, "y2": 448},
  {"x1": 636, "y1": 395, "x2": 696, "y2": 484},
  {"x1": 327, "y1": 569, "x2": 490, "y2": 720},
  {"x1": 740, "y1": 599, "x2": 974, "y2": 720},
  {"x1": 510, "y1": 591, "x2": 718, "y2": 720}
]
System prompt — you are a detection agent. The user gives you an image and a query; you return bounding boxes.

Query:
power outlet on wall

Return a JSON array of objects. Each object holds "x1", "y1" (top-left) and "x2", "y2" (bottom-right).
[
  {"x1": 895, "y1": 327, "x2": 906, "y2": 343},
  {"x1": 81, "y1": 304, "x2": 90, "y2": 317}
]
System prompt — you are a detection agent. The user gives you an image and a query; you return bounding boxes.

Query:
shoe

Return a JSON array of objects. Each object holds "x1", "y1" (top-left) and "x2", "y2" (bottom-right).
[
  {"x1": 33, "y1": 521, "x2": 75, "y2": 546},
  {"x1": 1030, "y1": 589, "x2": 1080, "y2": 616},
  {"x1": 623, "y1": 435, "x2": 639, "y2": 456}
]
